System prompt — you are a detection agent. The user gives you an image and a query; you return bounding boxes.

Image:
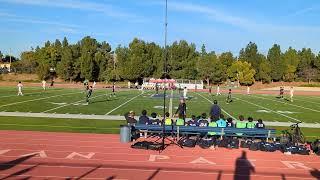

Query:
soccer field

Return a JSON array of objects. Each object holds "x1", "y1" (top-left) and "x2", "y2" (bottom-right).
[{"x1": 1, "y1": 86, "x2": 320, "y2": 124}]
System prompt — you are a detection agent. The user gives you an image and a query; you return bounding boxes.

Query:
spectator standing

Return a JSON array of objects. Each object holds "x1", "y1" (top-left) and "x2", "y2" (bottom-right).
[{"x1": 210, "y1": 100, "x2": 221, "y2": 121}]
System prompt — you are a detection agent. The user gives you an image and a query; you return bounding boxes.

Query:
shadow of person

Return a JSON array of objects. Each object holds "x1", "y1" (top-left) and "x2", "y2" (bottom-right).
[
  {"x1": 234, "y1": 151, "x2": 255, "y2": 180},
  {"x1": 0, "y1": 154, "x2": 36, "y2": 171},
  {"x1": 310, "y1": 168, "x2": 320, "y2": 179}
]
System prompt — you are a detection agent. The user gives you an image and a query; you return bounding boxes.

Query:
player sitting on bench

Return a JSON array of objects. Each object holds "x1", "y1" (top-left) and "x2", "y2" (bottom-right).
[
  {"x1": 175, "y1": 114, "x2": 185, "y2": 126},
  {"x1": 198, "y1": 113, "x2": 209, "y2": 127},
  {"x1": 246, "y1": 117, "x2": 255, "y2": 128},
  {"x1": 255, "y1": 119, "x2": 265, "y2": 129},
  {"x1": 150, "y1": 112, "x2": 160, "y2": 125},
  {"x1": 187, "y1": 115, "x2": 198, "y2": 126}
]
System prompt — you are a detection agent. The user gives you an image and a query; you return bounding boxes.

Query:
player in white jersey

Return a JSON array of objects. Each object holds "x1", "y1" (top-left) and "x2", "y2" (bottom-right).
[
  {"x1": 17, "y1": 81, "x2": 23, "y2": 96},
  {"x1": 290, "y1": 87, "x2": 294, "y2": 102},
  {"x1": 42, "y1": 80, "x2": 46, "y2": 90},
  {"x1": 183, "y1": 87, "x2": 188, "y2": 99},
  {"x1": 92, "y1": 81, "x2": 97, "y2": 89},
  {"x1": 216, "y1": 85, "x2": 221, "y2": 96},
  {"x1": 247, "y1": 85, "x2": 250, "y2": 95}
]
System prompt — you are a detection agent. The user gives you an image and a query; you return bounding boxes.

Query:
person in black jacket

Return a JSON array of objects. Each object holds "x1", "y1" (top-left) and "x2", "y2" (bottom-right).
[
  {"x1": 210, "y1": 100, "x2": 221, "y2": 121},
  {"x1": 175, "y1": 98, "x2": 187, "y2": 120},
  {"x1": 138, "y1": 110, "x2": 150, "y2": 125}
]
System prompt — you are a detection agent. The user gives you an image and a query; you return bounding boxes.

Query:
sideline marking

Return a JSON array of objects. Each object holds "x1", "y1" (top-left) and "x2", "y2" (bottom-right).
[
  {"x1": 105, "y1": 92, "x2": 144, "y2": 115},
  {"x1": 251, "y1": 95, "x2": 320, "y2": 113},
  {"x1": 42, "y1": 93, "x2": 106, "y2": 113},
  {"x1": 0, "y1": 91, "x2": 81, "y2": 108},
  {"x1": 197, "y1": 93, "x2": 237, "y2": 120},
  {"x1": 234, "y1": 96, "x2": 301, "y2": 122}
]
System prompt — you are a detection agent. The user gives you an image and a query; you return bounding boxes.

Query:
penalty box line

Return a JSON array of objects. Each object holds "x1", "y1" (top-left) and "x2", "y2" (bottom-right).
[{"x1": 233, "y1": 96, "x2": 301, "y2": 122}]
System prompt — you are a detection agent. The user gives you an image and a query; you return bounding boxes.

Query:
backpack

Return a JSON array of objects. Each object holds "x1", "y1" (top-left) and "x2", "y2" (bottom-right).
[
  {"x1": 217, "y1": 137, "x2": 229, "y2": 148},
  {"x1": 297, "y1": 145, "x2": 310, "y2": 155},
  {"x1": 131, "y1": 141, "x2": 151, "y2": 150},
  {"x1": 240, "y1": 139, "x2": 253, "y2": 148},
  {"x1": 249, "y1": 142, "x2": 259, "y2": 151},
  {"x1": 198, "y1": 137, "x2": 216, "y2": 149},
  {"x1": 178, "y1": 138, "x2": 197, "y2": 148},
  {"x1": 228, "y1": 138, "x2": 239, "y2": 149},
  {"x1": 262, "y1": 142, "x2": 277, "y2": 152}
]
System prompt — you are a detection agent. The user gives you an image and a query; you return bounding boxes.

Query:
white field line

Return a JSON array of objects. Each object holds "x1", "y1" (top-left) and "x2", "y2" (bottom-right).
[
  {"x1": 105, "y1": 92, "x2": 144, "y2": 115},
  {"x1": 294, "y1": 96, "x2": 320, "y2": 106},
  {"x1": 234, "y1": 96, "x2": 301, "y2": 122},
  {"x1": 0, "y1": 89, "x2": 65, "y2": 99},
  {"x1": 196, "y1": 92, "x2": 237, "y2": 120},
  {"x1": 42, "y1": 93, "x2": 106, "y2": 113},
  {"x1": 250, "y1": 95, "x2": 320, "y2": 113},
  {"x1": 0, "y1": 91, "x2": 81, "y2": 108}
]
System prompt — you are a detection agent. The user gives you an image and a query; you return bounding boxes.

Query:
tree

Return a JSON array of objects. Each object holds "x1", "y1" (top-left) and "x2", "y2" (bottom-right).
[
  {"x1": 267, "y1": 44, "x2": 285, "y2": 81},
  {"x1": 299, "y1": 66, "x2": 318, "y2": 83},
  {"x1": 256, "y1": 59, "x2": 271, "y2": 83},
  {"x1": 197, "y1": 49, "x2": 215, "y2": 86},
  {"x1": 239, "y1": 42, "x2": 261, "y2": 80},
  {"x1": 227, "y1": 61, "x2": 256, "y2": 85},
  {"x1": 0, "y1": 51, "x2": 3, "y2": 61},
  {"x1": 219, "y1": 52, "x2": 235, "y2": 67},
  {"x1": 282, "y1": 47, "x2": 299, "y2": 82}
]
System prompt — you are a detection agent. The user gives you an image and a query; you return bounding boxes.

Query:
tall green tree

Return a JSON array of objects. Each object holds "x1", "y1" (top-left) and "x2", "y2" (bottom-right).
[
  {"x1": 227, "y1": 61, "x2": 256, "y2": 85},
  {"x1": 239, "y1": 42, "x2": 261, "y2": 80},
  {"x1": 267, "y1": 44, "x2": 285, "y2": 81},
  {"x1": 282, "y1": 47, "x2": 299, "y2": 82}
]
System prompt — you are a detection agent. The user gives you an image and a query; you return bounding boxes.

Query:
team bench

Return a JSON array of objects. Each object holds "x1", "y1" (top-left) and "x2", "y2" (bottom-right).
[{"x1": 133, "y1": 125, "x2": 276, "y2": 140}]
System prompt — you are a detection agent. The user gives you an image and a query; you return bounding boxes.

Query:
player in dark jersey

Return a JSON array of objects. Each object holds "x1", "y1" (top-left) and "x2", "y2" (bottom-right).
[
  {"x1": 226, "y1": 88, "x2": 233, "y2": 103},
  {"x1": 86, "y1": 86, "x2": 93, "y2": 104}
]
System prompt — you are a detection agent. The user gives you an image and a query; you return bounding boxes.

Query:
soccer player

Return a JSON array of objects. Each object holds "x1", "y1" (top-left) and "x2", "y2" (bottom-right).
[
  {"x1": 255, "y1": 119, "x2": 265, "y2": 129},
  {"x1": 210, "y1": 100, "x2": 221, "y2": 121},
  {"x1": 279, "y1": 86, "x2": 284, "y2": 99},
  {"x1": 42, "y1": 80, "x2": 46, "y2": 91},
  {"x1": 216, "y1": 85, "x2": 221, "y2": 96},
  {"x1": 17, "y1": 81, "x2": 23, "y2": 96},
  {"x1": 246, "y1": 85, "x2": 250, "y2": 95},
  {"x1": 86, "y1": 86, "x2": 93, "y2": 104},
  {"x1": 92, "y1": 81, "x2": 97, "y2": 88},
  {"x1": 290, "y1": 86, "x2": 294, "y2": 102},
  {"x1": 226, "y1": 89, "x2": 232, "y2": 103},
  {"x1": 209, "y1": 86, "x2": 212, "y2": 95},
  {"x1": 183, "y1": 87, "x2": 188, "y2": 99}
]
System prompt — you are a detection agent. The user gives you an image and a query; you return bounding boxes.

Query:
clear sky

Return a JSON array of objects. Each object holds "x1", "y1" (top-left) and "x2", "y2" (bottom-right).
[{"x1": 1, "y1": 0, "x2": 320, "y2": 57}]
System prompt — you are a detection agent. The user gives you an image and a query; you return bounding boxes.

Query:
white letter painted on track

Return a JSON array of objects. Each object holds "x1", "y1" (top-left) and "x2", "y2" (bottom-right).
[
  {"x1": 149, "y1": 155, "x2": 170, "y2": 162},
  {"x1": 281, "y1": 161, "x2": 312, "y2": 170},
  {"x1": 190, "y1": 157, "x2": 216, "y2": 165},
  {"x1": 66, "y1": 152, "x2": 95, "y2": 159},
  {"x1": 21, "y1": 151, "x2": 47, "y2": 158},
  {"x1": 0, "y1": 149, "x2": 10, "y2": 155}
]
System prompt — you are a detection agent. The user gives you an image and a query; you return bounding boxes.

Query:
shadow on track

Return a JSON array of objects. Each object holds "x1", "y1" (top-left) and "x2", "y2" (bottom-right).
[{"x1": 234, "y1": 151, "x2": 255, "y2": 180}]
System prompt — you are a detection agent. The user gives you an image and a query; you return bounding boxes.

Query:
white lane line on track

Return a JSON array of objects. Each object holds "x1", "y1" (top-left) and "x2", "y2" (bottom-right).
[
  {"x1": 105, "y1": 92, "x2": 144, "y2": 115},
  {"x1": 234, "y1": 96, "x2": 301, "y2": 122},
  {"x1": 250, "y1": 95, "x2": 320, "y2": 113},
  {"x1": 196, "y1": 92, "x2": 237, "y2": 120},
  {"x1": 0, "y1": 91, "x2": 81, "y2": 108},
  {"x1": 42, "y1": 93, "x2": 106, "y2": 113}
]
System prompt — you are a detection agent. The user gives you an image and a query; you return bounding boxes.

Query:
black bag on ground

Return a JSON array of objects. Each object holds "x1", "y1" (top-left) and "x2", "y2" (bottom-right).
[
  {"x1": 217, "y1": 137, "x2": 229, "y2": 148},
  {"x1": 240, "y1": 139, "x2": 253, "y2": 148},
  {"x1": 178, "y1": 138, "x2": 197, "y2": 148},
  {"x1": 249, "y1": 142, "x2": 259, "y2": 151},
  {"x1": 198, "y1": 137, "x2": 216, "y2": 149},
  {"x1": 227, "y1": 138, "x2": 239, "y2": 149},
  {"x1": 297, "y1": 145, "x2": 310, "y2": 155},
  {"x1": 131, "y1": 141, "x2": 151, "y2": 150},
  {"x1": 311, "y1": 140, "x2": 320, "y2": 155},
  {"x1": 262, "y1": 142, "x2": 277, "y2": 152}
]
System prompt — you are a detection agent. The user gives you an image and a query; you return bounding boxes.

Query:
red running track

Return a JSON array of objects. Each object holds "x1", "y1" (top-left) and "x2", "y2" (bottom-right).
[{"x1": 0, "y1": 130, "x2": 319, "y2": 180}]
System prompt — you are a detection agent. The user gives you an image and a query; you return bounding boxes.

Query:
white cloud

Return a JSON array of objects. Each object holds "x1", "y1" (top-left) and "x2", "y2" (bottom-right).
[
  {"x1": 0, "y1": 0, "x2": 143, "y2": 21},
  {"x1": 0, "y1": 12, "x2": 79, "y2": 28},
  {"x1": 286, "y1": 7, "x2": 318, "y2": 18}
]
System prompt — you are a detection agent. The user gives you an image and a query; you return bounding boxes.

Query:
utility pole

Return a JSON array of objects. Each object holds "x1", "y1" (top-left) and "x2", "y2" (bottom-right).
[{"x1": 9, "y1": 48, "x2": 12, "y2": 72}]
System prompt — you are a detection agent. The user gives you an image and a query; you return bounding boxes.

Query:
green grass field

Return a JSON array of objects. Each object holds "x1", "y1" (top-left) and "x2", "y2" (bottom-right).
[{"x1": 1, "y1": 86, "x2": 320, "y2": 140}]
